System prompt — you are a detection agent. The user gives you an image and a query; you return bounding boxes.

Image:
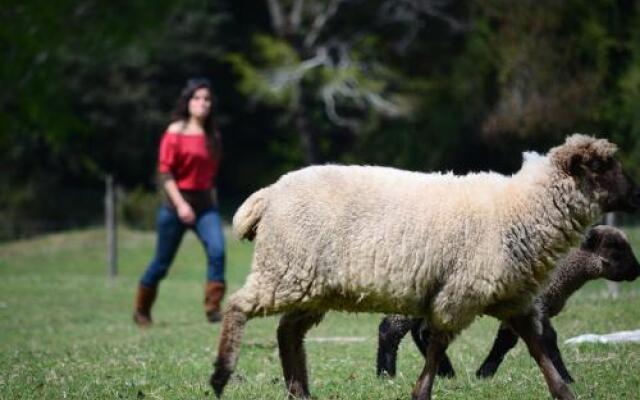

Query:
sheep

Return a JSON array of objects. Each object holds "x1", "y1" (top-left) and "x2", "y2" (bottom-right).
[
  {"x1": 377, "y1": 225, "x2": 640, "y2": 383},
  {"x1": 210, "y1": 134, "x2": 640, "y2": 400}
]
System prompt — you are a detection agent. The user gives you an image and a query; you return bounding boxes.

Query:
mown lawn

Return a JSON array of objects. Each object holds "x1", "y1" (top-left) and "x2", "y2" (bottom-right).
[{"x1": 1, "y1": 226, "x2": 640, "y2": 399}]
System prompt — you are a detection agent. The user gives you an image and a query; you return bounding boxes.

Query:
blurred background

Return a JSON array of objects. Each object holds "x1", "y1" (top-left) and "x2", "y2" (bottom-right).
[{"x1": 3, "y1": 0, "x2": 640, "y2": 240}]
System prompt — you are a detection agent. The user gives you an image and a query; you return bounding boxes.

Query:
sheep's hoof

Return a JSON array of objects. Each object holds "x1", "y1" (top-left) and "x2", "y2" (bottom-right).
[
  {"x1": 437, "y1": 368, "x2": 455, "y2": 379},
  {"x1": 561, "y1": 373, "x2": 575, "y2": 384},
  {"x1": 210, "y1": 368, "x2": 231, "y2": 398},
  {"x1": 376, "y1": 370, "x2": 395, "y2": 379},
  {"x1": 475, "y1": 363, "x2": 498, "y2": 379},
  {"x1": 286, "y1": 381, "x2": 309, "y2": 398}
]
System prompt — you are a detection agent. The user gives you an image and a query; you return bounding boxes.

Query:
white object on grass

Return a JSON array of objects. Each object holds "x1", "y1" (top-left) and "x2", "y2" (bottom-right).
[{"x1": 565, "y1": 329, "x2": 640, "y2": 344}]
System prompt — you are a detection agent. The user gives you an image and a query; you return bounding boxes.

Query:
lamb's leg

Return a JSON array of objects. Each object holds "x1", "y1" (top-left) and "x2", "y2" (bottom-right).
[
  {"x1": 541, "y1": 318, "x2": 574, "y2": 384},
  {"x1": 411, "y1": 329, "x2": 450, "y2": 400},
  {"x1": 377, "y1": 315, "x2": 415, "y2": 377},
  {"x1": 508, "y1": 313, "x2": 575, "y2": 400},
  {"x1": 476, "y1": 323, "x2": 519, "y2": 378},
  {"x1": 277, "y1": 311, "x2": 325, "y2": 398},
  {"x1": 410, "y1": 322, "x2": 456, "y2": 378}
]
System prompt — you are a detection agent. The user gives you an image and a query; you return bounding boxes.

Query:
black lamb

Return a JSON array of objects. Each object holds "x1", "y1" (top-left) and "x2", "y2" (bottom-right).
[{"x1": 377, "y1": 225, "x2": 640, "y2": 383}]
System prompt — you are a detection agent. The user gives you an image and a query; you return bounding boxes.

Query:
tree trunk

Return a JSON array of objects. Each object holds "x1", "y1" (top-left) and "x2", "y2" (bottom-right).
[{"x1": 295, "y1": 86, "x2": 321, "y2": 165}]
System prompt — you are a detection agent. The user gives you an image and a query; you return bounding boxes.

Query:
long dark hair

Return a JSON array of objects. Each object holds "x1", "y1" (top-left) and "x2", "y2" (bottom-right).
[{"x1": 170, "y1": 77, "x2": 222, "y2": 158}]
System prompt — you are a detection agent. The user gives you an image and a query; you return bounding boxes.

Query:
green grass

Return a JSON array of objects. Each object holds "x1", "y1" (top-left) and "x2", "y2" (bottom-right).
[{"x1": 1, "y1": 226, "x2": 640, "y2": 399}]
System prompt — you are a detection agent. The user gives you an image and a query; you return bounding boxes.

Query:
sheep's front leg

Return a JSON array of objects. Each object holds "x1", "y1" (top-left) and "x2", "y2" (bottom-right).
[
  {"x1": 411, "y1": 329, "x2": 449, "y2": 400},
  {"x1": 508, "y1": 313, "x2": 575, "y2": 400},
  {"x1": 476, "y1": 323, "x2": 519, "y2": 378},
  {"x1": 277, "y1": 311, "x2": 325, "y2": 398},
  {"x1": 541, "y1": 318, "x2": 574, "y2": 384},
  {"x1": 377, "y1": 315, "x2": 416, "y2": 377},
  {"x1": 211, "y1": 305, "x2": 250, "y2": 398}
]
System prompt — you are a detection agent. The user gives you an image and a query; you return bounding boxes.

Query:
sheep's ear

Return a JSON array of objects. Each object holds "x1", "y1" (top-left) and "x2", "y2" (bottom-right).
[
  {"x1": 585, "y1": 156, "x2": 614, "y2": 174},
  {"x1": 568, "y1": 153, "x2": 584, "y2": 177},
  {"x1": 568, "y1": 153, "x2": 608, "y2": 178},
  {"x1": 581, "y1": 228, "x2": 600, "y2": 250}
]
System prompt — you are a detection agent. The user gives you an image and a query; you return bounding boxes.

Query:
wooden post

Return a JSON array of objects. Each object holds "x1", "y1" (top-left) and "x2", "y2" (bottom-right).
[
  {"x1": 106, "y1": 174, "x2": 118, "y2": 278},
  {"x1": 605, "y1": 212, "x2": 619, "y2": 298}
]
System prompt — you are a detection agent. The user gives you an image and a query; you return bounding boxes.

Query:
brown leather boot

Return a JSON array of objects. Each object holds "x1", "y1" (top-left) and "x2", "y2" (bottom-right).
[
  {"x1": 204, "y1": 281, "x2": 226, "y2": 323},
  {"x1": 133, "y1": 284, "x2": 157, "y2": 327}
]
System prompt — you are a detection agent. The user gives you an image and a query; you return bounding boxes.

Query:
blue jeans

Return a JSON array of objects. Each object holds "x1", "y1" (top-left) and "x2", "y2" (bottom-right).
[{"x1": 140, "y1": 205, "x2": 225, "y2": 288}]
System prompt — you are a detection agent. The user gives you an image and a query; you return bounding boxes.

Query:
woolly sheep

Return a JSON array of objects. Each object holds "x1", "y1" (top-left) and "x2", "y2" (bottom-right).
[
  {"x1": 210, "y1": 134, "x2": 640, "y2": 400},
  {"x1": 377, "y1": 225, "x2": 640, "y2": 383}
]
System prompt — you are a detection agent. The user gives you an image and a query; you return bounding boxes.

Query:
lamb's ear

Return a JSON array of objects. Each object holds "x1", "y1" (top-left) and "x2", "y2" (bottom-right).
[
  {"x1": 568, "y1": 153, "x2": 584, "y2": 177},
  {"x1": 581, "y1": 228, "x2": 601, "y2": 251},
  {"x1": 566, "y1": 152, "x2": 607, "y2": 178},
  {"x1": 550, "y1": 144, "x2": 585, "y2": 177}
]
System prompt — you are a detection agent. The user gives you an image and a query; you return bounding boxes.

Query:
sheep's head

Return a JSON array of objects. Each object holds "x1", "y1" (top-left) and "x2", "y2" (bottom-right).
[
  {"x1": 550, "y1": 134, "x2": 640, "y2": 213},
  {"x1": 581, "y1": 225, "x2": 640, "y2": 281}
]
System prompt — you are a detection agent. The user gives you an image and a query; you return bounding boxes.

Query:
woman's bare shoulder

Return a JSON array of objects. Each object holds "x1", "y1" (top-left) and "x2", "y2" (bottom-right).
[{"x1": 166, "y1": 120, "x2": 186, "y2": 134}]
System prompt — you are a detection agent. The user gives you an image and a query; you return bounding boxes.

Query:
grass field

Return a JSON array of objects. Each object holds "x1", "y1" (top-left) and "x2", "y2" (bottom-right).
[{"x1": 1, "y1": 226, "x2": 640, "y2": 399}]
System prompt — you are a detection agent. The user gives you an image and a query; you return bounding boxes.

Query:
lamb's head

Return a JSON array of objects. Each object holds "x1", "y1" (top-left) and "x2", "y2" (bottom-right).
[
  {"x1": 581, "y1": 225, "x2": 640, "y2": 282},
  {"x1": 549, "y1": 134, "x2": 640, "y2": 213}
]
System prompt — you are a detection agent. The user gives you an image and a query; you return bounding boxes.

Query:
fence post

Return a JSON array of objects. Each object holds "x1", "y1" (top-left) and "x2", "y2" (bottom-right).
[
  {"x1": 605, "y1": 212, "x2": 619, "y2": 298},
  {"x1": 105, "y1": 174, "x2": 118, "y2": 278}
]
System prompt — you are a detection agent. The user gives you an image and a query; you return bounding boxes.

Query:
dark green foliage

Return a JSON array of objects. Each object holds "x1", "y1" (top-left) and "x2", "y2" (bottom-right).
[
  {"x1": 121, "y1": 187, "x2": 161, "y2": 231},
  {"x1": 3, "y1": 0, "x2": 640, "y2": 238}
]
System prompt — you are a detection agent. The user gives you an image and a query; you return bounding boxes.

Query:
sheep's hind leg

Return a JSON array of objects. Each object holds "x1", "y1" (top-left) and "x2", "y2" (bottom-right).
[
  {"x1": 509, "y1": 313, "x2": 574, "y2": 400},
  {"x1": 411, "y1": 328, "x2": 450, "y2": 400},
  {"x1": 377, "y1": 315, "x2": 415, "y2": 377},
  {"x1": 475, "y1": 323, "x2": 519, "y2": 378},
  {"x1": 277, "y1": 310, "x2": 325, "y2": 398}
]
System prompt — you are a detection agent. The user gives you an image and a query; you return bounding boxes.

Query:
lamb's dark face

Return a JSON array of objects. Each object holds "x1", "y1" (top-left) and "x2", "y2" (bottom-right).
[
  {"x1": 582, "y1": 226, "x2": 640, "y2": 281},
  {"x1": 572, "y1": 155, "x2": 640, "y2": 213}
]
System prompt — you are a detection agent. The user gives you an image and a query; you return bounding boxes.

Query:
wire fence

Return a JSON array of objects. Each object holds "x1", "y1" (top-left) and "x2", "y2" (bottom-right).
[
  {"x1": 0, "y1": 220, "x2": 103, "y2": 241},
  {"x1": 2, "y1": 200, "x2": 639, "y2": 242},
  {"x1": 0, "y1": 184, "x2": 114, "y2": 242},
  {"x1": 0, "y1": 193, "x2": 247, "y2": 243}
]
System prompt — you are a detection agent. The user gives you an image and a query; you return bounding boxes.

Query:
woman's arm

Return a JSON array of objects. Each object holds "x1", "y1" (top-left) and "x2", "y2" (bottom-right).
[
  {"x1": 163, "y1": 177, "x2": 195, "y2": 224},
  {"x1": 158, "y1": 123, "x2": 195, "y2": 224}
]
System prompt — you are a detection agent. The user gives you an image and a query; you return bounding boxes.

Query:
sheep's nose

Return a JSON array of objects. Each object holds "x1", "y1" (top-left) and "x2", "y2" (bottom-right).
[{"x1": 631, "y1": 260, "x2": 640, "y2": 281}]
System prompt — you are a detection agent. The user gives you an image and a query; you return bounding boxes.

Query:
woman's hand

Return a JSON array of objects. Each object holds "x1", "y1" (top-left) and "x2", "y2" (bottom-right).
[
  {"x1": 177, "y1": 202, "x2": 196, "y2": 225},
  {"x1": 161, "y1": 177, "x2": 195, "y2": 224}
]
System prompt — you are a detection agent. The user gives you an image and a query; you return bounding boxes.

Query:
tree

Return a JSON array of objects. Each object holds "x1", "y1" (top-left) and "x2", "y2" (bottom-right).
[{"x1": 226, "y1": 0, "x2": 435, "y2": 164}]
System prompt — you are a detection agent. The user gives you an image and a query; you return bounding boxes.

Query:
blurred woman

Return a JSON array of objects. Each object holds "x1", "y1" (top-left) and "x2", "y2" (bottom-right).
[{"x1": 133, "y1": 78, "x2": 226, "y2": 326}]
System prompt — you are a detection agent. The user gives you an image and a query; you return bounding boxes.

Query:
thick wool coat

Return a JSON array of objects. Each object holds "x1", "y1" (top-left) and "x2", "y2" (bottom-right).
[{"x1": 230, "y1": 134, "x2": 615, "y2": 335}]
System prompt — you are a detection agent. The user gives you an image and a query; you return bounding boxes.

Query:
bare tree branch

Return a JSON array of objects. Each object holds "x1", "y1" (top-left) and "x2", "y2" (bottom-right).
[
  {"x1": 319, "y1": 46, "x2": 402, "y2": 130},
  {"x1": 264, "y1": 46, "x2": 329, "y2": 91},
  {"x1": 321, "y1": 84, "x2": 360, "y2": 130},
  {"x1": 266, "y1": 0, "x2": 286, "y2": 36},
  {"x1": 378, "y1": 0, "x2": 469, "y2": 52},
  {"x1": 414, "y1": 0, "x2": 468, "y2": 32},
  {"x1": 304, "y1": 0, "x2": 344, "y2": 48},
  {"x1": 364, "y1": 91, "x2": 401, "y2": 116},
  {"x1": 378, "y1": 0, "x2": 424, "y2": 53},
  {"x1": 259, "y1": 0, "x2": 407, "y2": 133},
  {"x1": 290, "y1": 0, "x2": 305, "y2": 31}
]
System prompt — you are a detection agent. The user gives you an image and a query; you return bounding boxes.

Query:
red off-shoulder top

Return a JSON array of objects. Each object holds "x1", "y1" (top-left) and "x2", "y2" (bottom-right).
[{"x1": 157, "y1": 132, "x2": 220, "y2": 190}]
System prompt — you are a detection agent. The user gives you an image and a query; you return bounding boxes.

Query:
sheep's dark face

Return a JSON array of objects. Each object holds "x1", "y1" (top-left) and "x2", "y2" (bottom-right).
[
  {"x1": 571, "y1": 155, "x2": 640, "y2": 213},
  {"x1": 582, "y1": 226, "x2": 640, "y2": 281}
]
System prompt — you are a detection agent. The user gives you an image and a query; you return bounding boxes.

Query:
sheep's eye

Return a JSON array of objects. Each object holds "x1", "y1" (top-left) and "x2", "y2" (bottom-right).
[{"x1": 588, "y1": 159, "x2": 604, "y2": 172}]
